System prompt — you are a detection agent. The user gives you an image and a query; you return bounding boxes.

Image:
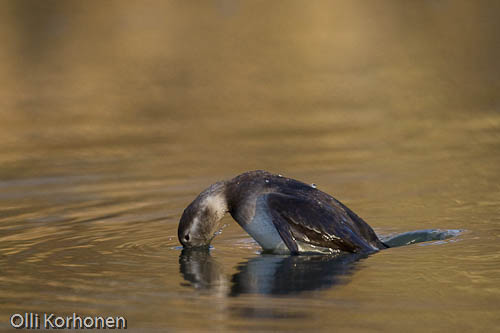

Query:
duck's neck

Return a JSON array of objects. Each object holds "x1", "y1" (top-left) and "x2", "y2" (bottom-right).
[{"x1": 199, "y1": 180, "x2": 228, "y2": 221}]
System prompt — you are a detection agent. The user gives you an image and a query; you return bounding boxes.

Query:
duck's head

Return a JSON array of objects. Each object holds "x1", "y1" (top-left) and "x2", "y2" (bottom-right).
[{"x1": 178, "y1": 182, "x2": 228, "y2": 248}]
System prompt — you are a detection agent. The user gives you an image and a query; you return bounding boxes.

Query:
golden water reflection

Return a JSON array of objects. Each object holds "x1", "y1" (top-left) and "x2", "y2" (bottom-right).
[{"x1": 0, "y1": 1, "x2": 499, "y2": 331}]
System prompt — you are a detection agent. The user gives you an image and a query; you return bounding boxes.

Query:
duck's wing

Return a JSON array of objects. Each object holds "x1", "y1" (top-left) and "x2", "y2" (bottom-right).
[{"x1": 266, "y1": 193, "x2": 375, "y2": 255}]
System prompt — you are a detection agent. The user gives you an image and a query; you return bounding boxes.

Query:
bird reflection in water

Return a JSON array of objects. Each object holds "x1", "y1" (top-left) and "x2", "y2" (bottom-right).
[
  {"x1": 179, "y1": 248, "x2": 366, "y2": 296},
  {"x1": 178, "y1": 248, "x2": 229, "y2": 296}
]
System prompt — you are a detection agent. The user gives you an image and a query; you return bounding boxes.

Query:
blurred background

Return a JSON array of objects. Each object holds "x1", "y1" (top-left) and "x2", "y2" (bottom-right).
[
  {"x1": 0, "y1": 1, "x2": 499, "y2": 331},
  {"x1": 1, "y1": 0, "x2": 498, "y2": 180}
]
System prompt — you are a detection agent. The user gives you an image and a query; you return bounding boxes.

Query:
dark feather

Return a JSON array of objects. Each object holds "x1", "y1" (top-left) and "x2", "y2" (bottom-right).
[
  {"x1": 266, "y1": 193, "x2": 378, "y2": 253},
  {"x1": 225, "y1": 170, "x2": 386, "y2": 254}
]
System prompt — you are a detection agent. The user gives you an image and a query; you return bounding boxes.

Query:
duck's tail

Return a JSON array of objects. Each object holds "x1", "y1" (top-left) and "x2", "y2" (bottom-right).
[{"x1": 380, "y1": 229, "x2": 463, "y2": 248}]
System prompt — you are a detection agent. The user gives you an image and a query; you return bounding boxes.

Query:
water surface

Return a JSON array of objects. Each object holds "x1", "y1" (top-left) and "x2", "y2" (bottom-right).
[{"x1": 1, "y1": 1, "x2": 499, "y2": 331}]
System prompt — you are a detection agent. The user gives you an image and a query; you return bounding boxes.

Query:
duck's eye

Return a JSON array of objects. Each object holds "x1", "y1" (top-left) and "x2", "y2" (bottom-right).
[{"x1": 184, "y1": 234, "x2": 190, "y2": 241}]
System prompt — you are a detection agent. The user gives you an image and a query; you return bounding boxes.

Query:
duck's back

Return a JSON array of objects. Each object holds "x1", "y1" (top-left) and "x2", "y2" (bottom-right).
[{"x1": 225, "y1": 171, "x2": 386, "y2": 254}]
